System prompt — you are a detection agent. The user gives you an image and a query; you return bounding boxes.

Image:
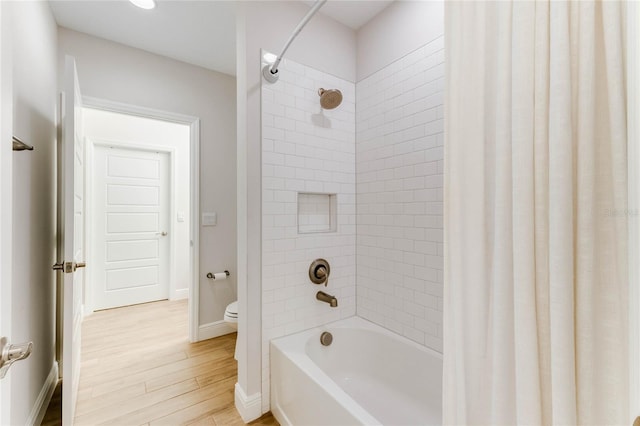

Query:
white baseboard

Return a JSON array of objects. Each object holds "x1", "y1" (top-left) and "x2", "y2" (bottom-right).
[
  {"x1": 27, "y1": 361, "x2": 58, "y2": 426},
  {"x1": 271, "y1": 403, "x2": 291, "y2": 426},
  {"x1": 198, "y1": 320, "x2": 236, "y2": 341},
  {"x1": 234, "y1": 383, "x2": 262, "y2": 423},
  {"x1": 172, "y1": 288, "x2": 188, "y2": 301}
]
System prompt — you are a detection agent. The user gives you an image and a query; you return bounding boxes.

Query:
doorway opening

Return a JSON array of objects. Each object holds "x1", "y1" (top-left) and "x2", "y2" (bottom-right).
[{"x1": 82, "y1": 98, "x2": 201, "y2": 342}]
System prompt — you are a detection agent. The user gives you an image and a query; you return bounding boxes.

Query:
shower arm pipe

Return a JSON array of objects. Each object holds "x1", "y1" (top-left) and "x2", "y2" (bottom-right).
[{"x1": 264, "y1": 0, "x2": 327, "y2": 81}]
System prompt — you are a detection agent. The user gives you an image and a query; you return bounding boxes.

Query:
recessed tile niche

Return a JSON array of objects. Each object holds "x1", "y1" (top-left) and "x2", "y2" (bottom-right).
[{"x1": 297, "y1": 193, "x2": 337, "y2": 234}]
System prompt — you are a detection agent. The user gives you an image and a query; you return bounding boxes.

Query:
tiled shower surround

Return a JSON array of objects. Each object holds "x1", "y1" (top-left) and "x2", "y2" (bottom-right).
[
  {"x1": 356, "y1": 36, "x2": 445, "y2": 352},
  {"x1": 261, "y1": 56, "x2": 357, "y2": 410},
  {"x1": 261, "y1": 36, "x2": 444, "y2": 411}
]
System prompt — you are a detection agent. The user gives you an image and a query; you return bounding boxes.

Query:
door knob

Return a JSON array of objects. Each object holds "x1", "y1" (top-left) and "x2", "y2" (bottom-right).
[
  {"x1": 157, "y1": 231, "x2": 168, "y2": 236},
  {"x1": 53, "y1": 261, "x2": 85, "y2": 273},
  {"x1": 0, "y1": 337, "x2": 33, "y2": 379}
]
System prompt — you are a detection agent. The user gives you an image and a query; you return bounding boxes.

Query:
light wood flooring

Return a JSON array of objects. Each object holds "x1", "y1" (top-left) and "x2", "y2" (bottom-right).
[{"x1": 41, "y1": 299, "x2": 277, "y2": 426}]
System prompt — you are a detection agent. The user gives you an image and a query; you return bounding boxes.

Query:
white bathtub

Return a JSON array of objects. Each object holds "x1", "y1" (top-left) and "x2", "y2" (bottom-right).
[{"x1": 270, "y1": 317, "x2": 442, "y2": 426}]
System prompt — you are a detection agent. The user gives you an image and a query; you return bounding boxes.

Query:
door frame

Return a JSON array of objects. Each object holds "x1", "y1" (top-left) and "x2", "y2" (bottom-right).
[
  {"x1": 628, "y1": 0, "x2": 639, "y2": 421},
  {"x1": 0, "y1": 1, "x2": 13, "y2": 422},
  {"x1": 83, "y1": 96, "x2": 201, "y2": 342},
  {"x1": 88, "y1": 140, "x2": 176, "y2": 310}
]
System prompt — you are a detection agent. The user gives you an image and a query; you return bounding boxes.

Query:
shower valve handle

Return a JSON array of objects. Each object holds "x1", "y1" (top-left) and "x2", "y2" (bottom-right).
[
  {"x1": 309, "y1": 259, "x2": 330, "y2": 286},
  {"x1": 316, "y1": 266, "x2": 328, "y2": 286}
]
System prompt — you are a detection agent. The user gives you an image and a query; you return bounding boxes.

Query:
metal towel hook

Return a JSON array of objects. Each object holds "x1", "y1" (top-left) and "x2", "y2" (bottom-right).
[{"x1": 12, "y1": 136, "x2": 33, "y2": 151}]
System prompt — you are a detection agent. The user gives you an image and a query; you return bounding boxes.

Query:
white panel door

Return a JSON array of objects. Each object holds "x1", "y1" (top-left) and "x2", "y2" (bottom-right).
[
  {"x1": 93, "y1": 145, "x2": 170, "y2": 310},
  {"x1": 60, "y1": 56, "x2": 85, "y2": 426}
]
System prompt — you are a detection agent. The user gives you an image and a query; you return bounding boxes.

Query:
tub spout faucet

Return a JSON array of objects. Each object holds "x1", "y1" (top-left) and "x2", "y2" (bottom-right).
[{"x1": 316, "y1": 291, "x2": 338, "y2": 307}]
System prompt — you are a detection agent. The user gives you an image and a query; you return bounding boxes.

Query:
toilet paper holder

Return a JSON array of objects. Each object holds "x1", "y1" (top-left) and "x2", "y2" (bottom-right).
[{"x1": 207, "y1": 270, "x2": 230, "y2": 279}]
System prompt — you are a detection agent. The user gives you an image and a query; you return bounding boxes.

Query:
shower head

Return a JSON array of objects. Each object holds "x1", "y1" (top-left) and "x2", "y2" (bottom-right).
[{"x1": 318, "y1": 88, "x2": 343, "y2": 109}]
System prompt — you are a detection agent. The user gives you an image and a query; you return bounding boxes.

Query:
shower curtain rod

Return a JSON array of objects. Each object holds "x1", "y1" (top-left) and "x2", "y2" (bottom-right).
[{"x1": 262, "y1": 0, "x2": 328, "y2": 84}]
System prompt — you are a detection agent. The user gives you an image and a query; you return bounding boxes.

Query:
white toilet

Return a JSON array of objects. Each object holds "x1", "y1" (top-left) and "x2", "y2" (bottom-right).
[
  {"x1": 224, "y1": 301, "x2": 238, "y2": 330},
  {"x1": 224, "y1": 301, "x2": 238, "y2": 359}
]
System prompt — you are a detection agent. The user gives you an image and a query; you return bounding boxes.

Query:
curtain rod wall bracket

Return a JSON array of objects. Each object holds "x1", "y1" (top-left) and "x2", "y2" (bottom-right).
[{"x1": 262, "y1": 65, "x2": 280, "y2": 84}]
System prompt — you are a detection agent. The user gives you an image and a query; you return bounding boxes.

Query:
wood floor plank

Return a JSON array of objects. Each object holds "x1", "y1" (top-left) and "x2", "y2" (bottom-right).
[
  {"x1": 40, "y1": 300, "x2": 278, "y2": 426},
  {"x1": 87, "y1": 348, "x2": 230, "y2": 397},
  {"x1": 146, "y1": 357, "x2": 236, "y2": 393},
  {"x1": 75, "y1": 378, "x2": 200, "y2": 425},
  {"x1": 103, "y1": 377, "x2": 236, "y2": 426},
  {"x1": 147, "y1": 389, "x2": 234, "y2": 425},
  {"x1": 76, "y1": 382, "x2": 146, "y2": 417},
  {"x1": 247, "y1": 413, "x2": 280, "y2": 426},
  {"x1": 81, "y1": 349, "x2": 188, "y2": 383},
  {"x1": 187, "y1": 415, "x2": 217, "y2": 426},
  {"x1": 81, "y1": 341, "x2": 191, "y2": 372},
  {"x1": 195, "y1": 359, "x2": 238, "y2": 388},
  {"x1": 210, "y1": 408, "x2": 246, "y2": 426}
]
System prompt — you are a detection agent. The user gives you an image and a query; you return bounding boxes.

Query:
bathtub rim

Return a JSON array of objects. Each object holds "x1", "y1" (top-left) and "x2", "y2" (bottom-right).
[
  {"x1": 271, "y1": 315, "x2": 444, "y2": 360},
  {"x1": 270, "y1": 315, "x2": 443, "y2": 426}
]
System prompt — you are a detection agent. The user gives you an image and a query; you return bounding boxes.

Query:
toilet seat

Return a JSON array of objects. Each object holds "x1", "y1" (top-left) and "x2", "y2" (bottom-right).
[
  {"x1": 223, "y1": 301, "x2": 238, "y2": 360},
  {"x1": 224, "y1": 301, "x2": 238, "y2": 323}
]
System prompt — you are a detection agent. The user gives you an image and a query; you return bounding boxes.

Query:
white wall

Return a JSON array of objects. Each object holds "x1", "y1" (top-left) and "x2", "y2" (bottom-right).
[
  {"x1": 356, "y1": 1, "x2": 444, "y2": 80},
  {"x1": 58, "y1": 28, "x2": 237, "y2": 326},
  {"x1": 10, "y1": 1, "x2": 58, "y2": 424},
  {"x1": 356, "y1": 38, "x2": 445, "y2": 352},
  {"x1": 83, "y1": 108, "x2": 193, "y2": 303},
  {"x1": 261, "y1": 57, "x2": 356, "y2": 411},
  {"x1": 236, "y1": 2, "x2": 356, "y2": 416}
]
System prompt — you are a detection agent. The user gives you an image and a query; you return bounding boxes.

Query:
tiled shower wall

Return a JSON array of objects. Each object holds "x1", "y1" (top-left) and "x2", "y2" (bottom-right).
[
  {"x1": 356, "y1": 36, "x2": 445, "y2": 352},
  {"x1": 261, "y1": 56, "x2": 356, "y2": 410}
]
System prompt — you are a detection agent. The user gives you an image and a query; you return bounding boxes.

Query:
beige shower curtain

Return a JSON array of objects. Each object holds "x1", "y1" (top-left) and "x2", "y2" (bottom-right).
[{"x1": 443, "y1": 1, "x2": 628, "y2": 425}]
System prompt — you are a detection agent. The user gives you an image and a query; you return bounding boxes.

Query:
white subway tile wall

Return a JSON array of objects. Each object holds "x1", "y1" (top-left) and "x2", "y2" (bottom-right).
[
  {"x1": 261, "y1": 56, "x2": 357, "y2": 411},
  {"x1": 355, "y1": 36, "x2": 445, "y2": 353}
]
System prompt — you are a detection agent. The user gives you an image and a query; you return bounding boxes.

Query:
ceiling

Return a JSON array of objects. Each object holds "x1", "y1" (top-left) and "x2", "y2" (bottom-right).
[
  {"x1": 49, "y1": 0, "x2": 393, "y2": 77},
  {"x1": 304, "y1": 0, "x2": 393, "y2": 30},
  {"x1": 49, "y1": 1, "x2": 238, "y2": 76}
]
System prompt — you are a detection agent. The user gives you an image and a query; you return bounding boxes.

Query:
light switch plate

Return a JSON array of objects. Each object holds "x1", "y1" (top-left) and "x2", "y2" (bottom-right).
[
  {"x1": 202, "y1": 212, "x2": 217, "y2": 226},
  {"x1": 177, "y1": 211, "x2": 185, "y2": 222}
]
